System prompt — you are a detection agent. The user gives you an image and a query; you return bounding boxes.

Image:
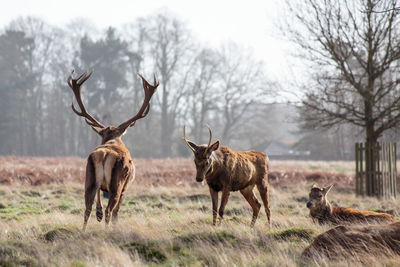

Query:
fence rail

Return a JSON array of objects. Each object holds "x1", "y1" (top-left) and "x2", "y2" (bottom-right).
[{"x1": 355, "y1": 142, "x2": 397, "y2": 199}]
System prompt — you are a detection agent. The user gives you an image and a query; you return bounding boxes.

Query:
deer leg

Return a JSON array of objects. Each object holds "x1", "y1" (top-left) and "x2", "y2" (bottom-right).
[
  {"x1": 257, "y1": 181, "x2": 271, "y2": 227},
  {"x1": 104, "y1": 192, "x2": 120, "y2": 228},
  {"x1": 209, "y1": 187, "x2": 219, "y2": 226},
  {"x1": 83, "y1": 187, "x2": 97, "y2": 231},
  {"x1": 83, "y1": 157, "x2": 98, "y2": 231},
  {"x1": 104, "y1": 181, "x2": 122, "y2": 228},
  {"x1": 103, "y1": 156, "x2": 120, "y2": 228},
  {"x1": 240, "y1": 186, "x2": 261, "y2": 227},
  {"x1": 218, "y1": 188, "x2": 230, "y2": 225},
  {"x1": 96, "y1": 189, "x2": 103, "y2": 222},
  {"x1": 111, "y1": 193, "x2": 124, "y2": 225},
  {"x1": 112, "y1": 178, "x2": 131, "y2": 225}
]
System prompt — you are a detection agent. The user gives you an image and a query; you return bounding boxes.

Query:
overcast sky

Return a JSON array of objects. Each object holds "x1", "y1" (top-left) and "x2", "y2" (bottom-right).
[{"x1": 1, "y1": 0, "x2": 295, "y2": 90}]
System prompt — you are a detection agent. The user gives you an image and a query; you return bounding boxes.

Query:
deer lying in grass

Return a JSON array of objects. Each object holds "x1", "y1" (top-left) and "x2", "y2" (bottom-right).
[
  {"x1": 183, "y1": 126, "x2": 271, "y2": 227},
  {"x1": 306, "y1": 184, "x2": 395, "y2": 225},
  {"x1": 302, "y1": 222, "x2": 400, "y2": 261},
  {"x1": 68, "y1": 70, "x2": 158, "y2": 231}
]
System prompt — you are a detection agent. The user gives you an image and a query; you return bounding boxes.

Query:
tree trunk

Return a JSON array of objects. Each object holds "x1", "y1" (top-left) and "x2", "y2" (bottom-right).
[
  {"x1": 365, "y1": 117, "x2": 378, "y2": 197},
  {"x1": 160, "y1": 83, "x2": 172, "y2": 157}
]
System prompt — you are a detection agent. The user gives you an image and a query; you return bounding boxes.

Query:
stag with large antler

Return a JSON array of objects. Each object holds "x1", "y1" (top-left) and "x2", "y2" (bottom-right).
[
  {"x1": 68, "y1": 70, "x2": 158, "y2": 231},
  {"x1": 183, "y1": 126, "x2": 271, "y2": 227}
]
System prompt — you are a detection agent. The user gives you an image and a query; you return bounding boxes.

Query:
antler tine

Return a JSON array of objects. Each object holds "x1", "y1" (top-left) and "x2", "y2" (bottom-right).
[
  {"x1": 206, "y1": 125, "x2": 212, "y2": 148},
  {"x1": 183, "y1": 125, "x2": 196, "y2": 152},
  {"x1": 77, "y1": 70, "x2": 93, "y2": 86},
  {"x1": 117, "y1": 73, "x2": 159, "y2": 131},
  {"x1": 68, "y1": 70, "x2": 104, "y2": 129},
  {"x1": 68, "y1": 70, "x2": 87, "y2": 87}
]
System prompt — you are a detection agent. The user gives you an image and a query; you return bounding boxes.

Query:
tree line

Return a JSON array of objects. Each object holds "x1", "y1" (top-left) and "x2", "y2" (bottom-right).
[
  {"x1": 0, "y1": 13, "x2": 277, "y2": 157},
  {"x1": 4, "y1": 1, "x2": 400, "y2": 160}
]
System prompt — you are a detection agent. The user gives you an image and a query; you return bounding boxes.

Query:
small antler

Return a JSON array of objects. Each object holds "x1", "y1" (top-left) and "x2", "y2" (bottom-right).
[
  {"x1": 68, "y1": 70, "x2": 105, "y2": 129},
  {"x1": 117, "y1": 74, "x2": 159, "y2": 131},
  {"x1": 183, "y1": 125, "x2": 196, "y2": 152},
  {"x1": 205, "y1": 125, "x2": 212, "y2": 149}
]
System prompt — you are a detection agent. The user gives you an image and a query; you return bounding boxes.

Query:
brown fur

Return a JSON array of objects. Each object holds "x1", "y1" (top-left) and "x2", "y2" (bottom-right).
[
  {"x1": 184, "y1": 130, "x2": 271, "y2": 227},
  {"x1": 68, "y1": 71, "x2": 158, "y2": 231},
  {"x1": 307, "y1": 185, "x2": 395, "y2": 225},
  {"x1": 302, "y1": 222, "x2": 400, "y2": 261},
  {"x1": 83, "y1": 131, "x2": 135, "y2": 230}
]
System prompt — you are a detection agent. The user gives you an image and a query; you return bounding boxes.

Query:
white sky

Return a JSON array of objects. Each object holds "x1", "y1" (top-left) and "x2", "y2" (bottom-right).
[{"x1": 0, "y1": 0, "x2": 296, "y2": 90}]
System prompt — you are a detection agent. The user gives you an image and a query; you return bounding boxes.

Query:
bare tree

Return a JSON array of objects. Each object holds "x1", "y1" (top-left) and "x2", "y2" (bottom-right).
[
  {"x1": 283, "y1": 0, "x2": 400, "y2": 195},
  {"x1": 284, "y1": 0, "x2": 400, "y2": 144},
  {"x1": 121, "y1": 20, "x2": 158, "y2": 157},
  {"x1": 7, "y1": 17, "x2": 79, "y2": 156},
  {"x1": 142, "y1": 12, "x2": 194, "y2": 157},
  {"x1": 185, "y1": 48, "x2": 221, "y2": 143},
  {"x1": 216, "y1": 43, "x2": 271, "y2": 144},
  {"x1": 0, "y1": 13, "x2": 277, "y2": 158},
  {"x1": 0, "y1": 30, "x2": 36, "y2": 155}
]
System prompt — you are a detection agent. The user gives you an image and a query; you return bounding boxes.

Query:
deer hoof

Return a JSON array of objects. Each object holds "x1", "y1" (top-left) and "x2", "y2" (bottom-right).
[{"x1": 96, "y1": 209, "x2": 103, "y2": 222}]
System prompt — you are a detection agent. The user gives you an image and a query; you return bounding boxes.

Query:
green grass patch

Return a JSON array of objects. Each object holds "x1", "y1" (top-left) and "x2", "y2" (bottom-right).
[
  {"x1": 178, "y1": 230, "x2": 240, "y2": 246},
  {"x1": 127, "y1": 200, "x2": 137, "y2": 205},
  {"x1": 0, "y1": 206, "x2": 40, "y2": 220},
  {"x1": 161, "y1": 194, "x2": 173, "y2": 202},
  {"x1": 150, "y1": 201, "x2": 163, "y2": 209},
  {"x1": 70, "y1": 208, "x2": 82, "y2": 215},
  {"x1": 57, "y1": 203, "x2": 72, "y2": 211},
  {"x1": 52, "y1": 189, "x2": 67, "y2": 195},
  {"x1": 225, "y1": 207, "x2": 246, "y2": 216},
  {"x1": 168, "y1": 246, "x2": 203, "y2": 266},
  {"x1": 267, "y1": 227, "x2": 315, "y2": 241},
  {"x1": 68, "y1": 259, "x2": 86, "y2": 267},
  {"x1": 21, "y1": 191, "x2": 41, "y2": 197},
  {"x1": 121, "y1": 241, "x2": 167, "y2": 263},
  {"x1": 0, "y1": 257, "x2": 38, "y2": 267},
  {"x1": 133, "y1": 195, "x2": 158, "y2": 202},
  {"x1": 0, "y1": 241, "x2": 39, "y2": 267},
  {"x1": 178, "y1": 194, "x2": 209, "y2": 203}
]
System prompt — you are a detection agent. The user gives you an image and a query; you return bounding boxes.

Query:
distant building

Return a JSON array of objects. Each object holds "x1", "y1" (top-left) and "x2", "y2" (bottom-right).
[{"x1": 255, "y1": 140, "x2": 310, "y2": 160}]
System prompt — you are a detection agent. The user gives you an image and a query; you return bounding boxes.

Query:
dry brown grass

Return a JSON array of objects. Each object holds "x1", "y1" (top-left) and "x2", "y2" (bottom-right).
[
  {"x1": 0, "y1": 157, "x2": 359, "y2": 187},
  {"x1": 0, "y1": 157, "x2": 399, "y2": 266},
  {"x1": 302, "y1": 222, "x2": 400, "y2": 263}
]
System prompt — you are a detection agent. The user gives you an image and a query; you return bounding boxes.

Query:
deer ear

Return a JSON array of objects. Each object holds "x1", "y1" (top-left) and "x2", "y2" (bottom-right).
[
  {"x1": 119, "y1": 128, "x2": 127, "y2": 136},
  {"x1": 187, "y1": 141, "x2": 199, "y2": 152},
  {"x1": 91, "y1": 126, "x2": 103, "y2": 135},
  {"x1": 323, "y1": 184, "x2": 333, "y2": 195},
  {"x1": 209, "y1": 140, "x2": 219, "y2": 151}
]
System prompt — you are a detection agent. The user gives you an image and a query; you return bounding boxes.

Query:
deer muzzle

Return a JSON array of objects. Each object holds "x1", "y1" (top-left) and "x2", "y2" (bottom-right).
[{"x1": 196, "y1": 176, "x2": 204, "y2": 182}]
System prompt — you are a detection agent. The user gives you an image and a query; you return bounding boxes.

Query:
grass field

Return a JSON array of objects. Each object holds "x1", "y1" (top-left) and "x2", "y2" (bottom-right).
[{"x1": 0, "y1": 157, "x2": 399, "y2": 266}]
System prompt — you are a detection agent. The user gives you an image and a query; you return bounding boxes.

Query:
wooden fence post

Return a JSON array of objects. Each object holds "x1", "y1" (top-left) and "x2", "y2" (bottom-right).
[{"x1": 355, "y1": 142, "x2": 397, "y2": 199}]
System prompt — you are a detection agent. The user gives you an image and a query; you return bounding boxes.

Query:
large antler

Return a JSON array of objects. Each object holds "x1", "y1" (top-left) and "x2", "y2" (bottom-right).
[
  {"x1": 68, "y1": 70, "x2": 105, "y2": 129},
  {"x1": 117, "y1": 74, "x2": 159, "y2": 131}
]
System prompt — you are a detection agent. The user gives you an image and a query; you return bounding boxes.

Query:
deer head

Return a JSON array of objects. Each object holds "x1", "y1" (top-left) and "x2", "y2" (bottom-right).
[
  {"x1": 183, "y1": 125, "x2": 220, "y2": 182},
  {"x1": 68, "y1": 70, "x2": 159, "y2": 144},
  {"x1": 306, "y1": 184, "x2": 333, "y2": 210}
]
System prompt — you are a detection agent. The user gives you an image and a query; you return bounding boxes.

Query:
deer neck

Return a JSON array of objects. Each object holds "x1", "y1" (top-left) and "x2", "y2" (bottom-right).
[
  {"x1": 102, "y1": 136, "x2": 124, "y2": 146},
  {"x1": 205, "y1": 151, "x2": 221, "y2": 179},
  {"x1": 311, "y1": 200, "x2": 333, "y2": 220}
]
